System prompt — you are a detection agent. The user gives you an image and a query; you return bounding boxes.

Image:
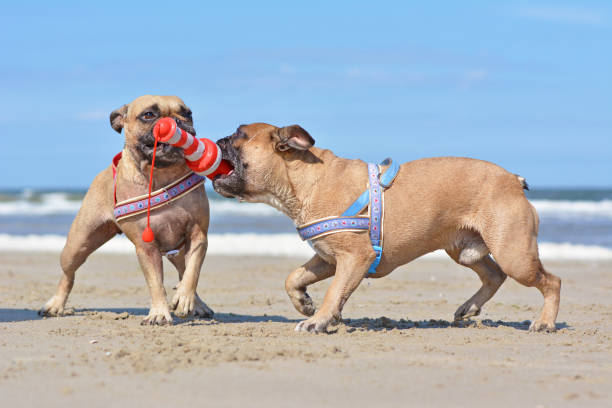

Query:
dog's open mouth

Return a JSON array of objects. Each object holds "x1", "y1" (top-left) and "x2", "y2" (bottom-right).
[
  {"x1": 138, "y1": 138, "x2": 182, "y2": 166},
  {"x1": 137, "y1": 120, "x2": 196, "y2": 167},
  {"x1": 211, "y1": 137, "x2": 244, "y2": 198},
  {"x1": 212, "y1": 168, "x2": 234, "y2": 181},
  {"x1": 144, "y1": 141, "x2": 174, "y2": 152},
  {"x1": 211, "y1": 158, "x2": 239, "y2": 193}
]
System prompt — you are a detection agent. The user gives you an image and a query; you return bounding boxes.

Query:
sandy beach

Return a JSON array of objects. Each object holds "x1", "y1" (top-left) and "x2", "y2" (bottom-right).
[{"x1": 1, "y1": 252, "x2": 611, "y2": 407}]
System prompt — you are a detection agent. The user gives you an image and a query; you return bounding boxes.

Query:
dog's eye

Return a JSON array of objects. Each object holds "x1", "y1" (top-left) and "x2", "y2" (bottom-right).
[{"x1": 141, "y1": 111, "x2": 156, "y2": 120}]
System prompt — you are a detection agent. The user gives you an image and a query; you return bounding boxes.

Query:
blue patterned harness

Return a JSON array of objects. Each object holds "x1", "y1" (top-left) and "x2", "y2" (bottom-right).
[{"x1": 297, "y1": 158, "x2": 400, "y2": 274}]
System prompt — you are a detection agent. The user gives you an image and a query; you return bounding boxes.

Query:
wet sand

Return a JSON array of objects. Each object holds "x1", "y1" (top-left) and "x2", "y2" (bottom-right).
[{"x1": 1, "y1": 252, "x2": 611, "y2": 407}]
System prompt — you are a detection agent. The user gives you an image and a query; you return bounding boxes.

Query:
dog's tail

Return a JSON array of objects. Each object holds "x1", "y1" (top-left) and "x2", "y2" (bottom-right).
[{"x1": 516, "y1": 175, "x2": 529, "y2": 191}]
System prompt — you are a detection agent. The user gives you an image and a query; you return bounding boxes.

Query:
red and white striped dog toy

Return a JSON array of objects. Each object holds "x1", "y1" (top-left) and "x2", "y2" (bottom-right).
[
  {"x1": 153, "y1": 117, "x2": 233, "y2": 178},
  {"x1": 141, "y1": 117, "x2": 232, "y2": 242}
]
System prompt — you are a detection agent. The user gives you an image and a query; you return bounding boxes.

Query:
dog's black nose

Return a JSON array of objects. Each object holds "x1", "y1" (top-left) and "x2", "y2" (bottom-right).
[
  {"x1": 216, "y1": 136, "x2": 230, "y2": 147},
  {"x1": 175, "y1": 118, "x2": 196, "y2": 136}
]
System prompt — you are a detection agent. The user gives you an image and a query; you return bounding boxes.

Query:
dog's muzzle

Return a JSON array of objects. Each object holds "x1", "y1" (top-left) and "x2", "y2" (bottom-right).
[
  {"x1": 137, "y1": 119, "x2": 196, "y2": 167},
  {"x1": 211, "y1": 136, "x2": 245, "y2": 197}
]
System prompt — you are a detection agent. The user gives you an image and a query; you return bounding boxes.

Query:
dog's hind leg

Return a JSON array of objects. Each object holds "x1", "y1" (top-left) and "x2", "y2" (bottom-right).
[
  {"x1": 170, "y1": 229, "x2": 213, "y2": 318},
  {"x1": 488, "y1": 242, "x2": 561, "y2": 332},
  {"x1": 285, "y1": 255, "x2": 335, "y2": 317},
  {"x1": 446, "y1": 249, "x2": 507, "y2": 321},
  {"x1": 483, "y1": 201, "x2": 561, "y2": 332},
  {"x1": 527, "y1": 262, "x2": 561, "y2": 332},
  {"x1": 39, "y1": 186, "x2": 119, "y2": 317}
]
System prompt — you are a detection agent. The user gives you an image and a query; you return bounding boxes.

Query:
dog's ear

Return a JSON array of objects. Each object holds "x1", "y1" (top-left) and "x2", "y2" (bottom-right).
[
  {"x1": 276, "y1": 125, "x2": 315, "y2": 152},
  {"x1": 109, "y1": 104, "x2": 128, "y2": 134}
]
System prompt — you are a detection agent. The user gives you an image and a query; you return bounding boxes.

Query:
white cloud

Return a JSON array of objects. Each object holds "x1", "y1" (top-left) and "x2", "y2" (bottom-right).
[{"x1": 517, "y1": 5, "x2": 603, "y2": 25}]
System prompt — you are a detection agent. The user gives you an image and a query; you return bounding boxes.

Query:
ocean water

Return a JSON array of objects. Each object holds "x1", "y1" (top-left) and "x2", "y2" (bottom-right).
[{"x1": 0, "y1": 187, "x2": 611, "y2": 260}]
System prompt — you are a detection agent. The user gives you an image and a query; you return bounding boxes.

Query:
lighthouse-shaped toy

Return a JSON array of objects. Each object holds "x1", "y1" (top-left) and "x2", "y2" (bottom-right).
[
  {"x1": 153, "y1": 117, "x2": 233, "y2": 178},
  {"x1": 141, "y1": 117, "x2": 232, "y2": 243}
]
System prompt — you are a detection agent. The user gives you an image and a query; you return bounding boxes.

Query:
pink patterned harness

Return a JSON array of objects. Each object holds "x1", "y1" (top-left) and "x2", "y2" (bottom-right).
[{"x1": 112, "y1": 152, "x2": 205, "y2": 221}]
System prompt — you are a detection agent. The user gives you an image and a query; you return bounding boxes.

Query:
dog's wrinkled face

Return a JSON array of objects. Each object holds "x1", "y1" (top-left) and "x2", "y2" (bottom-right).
[
  {"x1": 110, "y1": 95, "x2": 196, "y2": 167},
  {"x1": 212, "y1": 123, "x2": 315, "y2": 201}
]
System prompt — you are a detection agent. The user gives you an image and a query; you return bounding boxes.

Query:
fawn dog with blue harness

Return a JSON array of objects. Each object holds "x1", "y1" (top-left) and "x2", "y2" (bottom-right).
[
  {"x1": 213, "y1": 122, "x2": 562, "y2": 334},
  {"x1": 297, "y1": 159, "x2": 400, "y2": 274}
]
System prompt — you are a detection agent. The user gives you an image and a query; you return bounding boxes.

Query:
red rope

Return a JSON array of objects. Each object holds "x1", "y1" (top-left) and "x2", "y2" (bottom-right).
[{"x1": 141, "y1": 134, "x2": 159, "y2": 242}]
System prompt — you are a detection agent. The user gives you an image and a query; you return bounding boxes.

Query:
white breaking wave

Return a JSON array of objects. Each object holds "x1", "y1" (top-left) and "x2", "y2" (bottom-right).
[
  {"x1": 0, "y1": 233, "x2": 313, "y2": 257},
  {"x1": 1, "y1": 194, "x2": 611, "y2": 219},
  {"x1": 1, "y1": 233, "x2": 611, "y2": 260},
  {"x1": 0, "y1": 193, "x2": 282, "y2": 217},
  {"x1": 0, "y1": 193, "x2": 82, "y2": 215},
  {"x1": 208, "y1": 200, "x2": 282, "y2": 217},
  {"x1": 530, "y1": 199, "x2": 612, "y2": 219}
]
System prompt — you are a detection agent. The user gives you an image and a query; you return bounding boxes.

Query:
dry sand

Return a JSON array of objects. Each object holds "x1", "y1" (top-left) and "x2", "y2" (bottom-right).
[{"x1": 1, "y1": 251, "x2": 611, "y2": 407}]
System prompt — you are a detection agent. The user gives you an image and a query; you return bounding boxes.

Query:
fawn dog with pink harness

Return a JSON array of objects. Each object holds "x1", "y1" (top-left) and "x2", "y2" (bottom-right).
[{"x1": 40, "y1": 95, "x2": 229, "y2": 325}]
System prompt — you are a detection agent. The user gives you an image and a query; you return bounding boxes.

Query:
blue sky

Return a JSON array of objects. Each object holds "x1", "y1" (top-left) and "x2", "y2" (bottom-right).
[{"x1": 1, "y1": 1, "x2": 610, "y2": 188}]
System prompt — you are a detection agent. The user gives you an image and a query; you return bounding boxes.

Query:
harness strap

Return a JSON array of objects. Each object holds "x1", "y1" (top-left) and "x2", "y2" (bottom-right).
[
  {"x1": 296, "y1": 158, "x2": 400, "y2": 274},
  {"x1": 367, "y1": 163, "x2": 383, "y2": 273},
  {"x1": 112, "y1": 152, "x2": 122, "y2": 205},
  {"x1": 297, "y1": 216, "x2": 369, "y2": 241},
  {"x1": 342, "y1": 158, "x2": 399, "y2": 216},
  {"x1": 111, "y1": 152, "x2": 205, "y2": 221}
]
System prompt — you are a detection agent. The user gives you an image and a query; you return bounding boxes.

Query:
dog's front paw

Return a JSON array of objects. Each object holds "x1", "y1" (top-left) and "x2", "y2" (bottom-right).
[
  {"x1": 529, "y1": 320, "x2": 557, "y2": 333},
  {"x1": 294, "y1": 313, "x2": 338, "y2": 334},
  {"x1": 170, "y1": 292, "x2": 195, "y2": 318},
  {"x1": 38, "y1": 296, "x2": 73, "y2": 317},
  {"x1": 141, "y1": 306, "x2": 173, "y2": 326}
]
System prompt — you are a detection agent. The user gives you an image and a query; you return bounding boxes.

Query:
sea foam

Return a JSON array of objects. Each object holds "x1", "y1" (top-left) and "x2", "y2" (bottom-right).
[
  {"x1": 1, "y1": 233, "x2": 611, "y2": 260},
  {"x1": 1, "y1": 194, "x2": 612, "y2": 219},
  {"x1": 0, "y1": 193, "x2": 280, "y2": 217},
  {"x1": 0, "y1": 193, "x2": 82, "y2": 215},
  {"x1": 531, "y1": 199, "x2": 612, "y2": 219}
]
